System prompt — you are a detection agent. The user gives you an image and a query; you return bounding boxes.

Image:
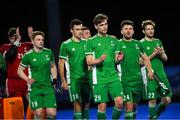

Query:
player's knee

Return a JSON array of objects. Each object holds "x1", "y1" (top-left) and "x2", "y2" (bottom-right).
[
  {"x1": 35, "y1": 112, "x2": 43, "y2": 119},
  {"x1": 46, "y1": 114, "x2": 56, "y2": 119},
  {"x1": 98, "y1": 103, "x2": 106, "y2": 112},
  {"x1": 125, "y1": 102, "x2": 134, "y2": 112},
  {"x1": 162, "y1": 97, "x2": 171, "y2": 104},
  {"x1": 114, "y1": 97, "x2": 123, "y2": 109},
  {"x1": 149, "y1": 99, "x2": 156, "y2": 106},
  {"x1": 46, "y1": 112, "x2": 56, "y2": 119}
]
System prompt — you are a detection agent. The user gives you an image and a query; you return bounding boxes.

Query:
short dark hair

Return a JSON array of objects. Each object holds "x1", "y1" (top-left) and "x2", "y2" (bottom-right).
[
  {"x1": 141, "y1": 20, "x2": 156, "y2": 30},
  {"x1": 82, "y1": 26, "x2": 90, "y2": 31},
  {"x1": 32, "y1": 31, "x2": 45, "y2": 40},
  {"x1": 70, "y1": 19, "x2": 83, "y2": 29},
  {"x1": 8, "y1": 27, "x2": 16, "y2": 37},
  {"x1": 120, "y1": 20, "x2": 134, "y2": 29},
  {"x1": 93, "y1": 13, "x2": 108, "y2": 25}
]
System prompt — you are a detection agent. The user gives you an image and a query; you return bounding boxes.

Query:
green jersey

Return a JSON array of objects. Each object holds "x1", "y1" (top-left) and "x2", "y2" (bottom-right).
[
  {"x1": 20, "y1": 48, "x2": 55, "y2": 87},
  {"x1": 118, "y1": 39, "x2": 145, "y2": 84},
  {"x1": 140, "y1": 38, "x2": 165, "y2": 71},
  {"x1": 85, "y1": 35, "x2": 120, "y2": 84},
  {"x1": 59, "y1": 39, "x2": 89, "y2": 82}
]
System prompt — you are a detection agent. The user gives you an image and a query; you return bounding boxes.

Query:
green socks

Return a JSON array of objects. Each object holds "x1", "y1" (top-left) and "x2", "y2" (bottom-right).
[
  {"x1": 97, "y1": 110, "x2": 106, "y2": 119},
  {"x1": 149, "y1": 104, "x2": 157, "y2": 119},
  {"x1": 112, "y1": 106, "x2": 123, "y2": 119},
  {"x1": 74, "y1": 112, "x2": 82, "y2": 120},
  {"x1": 125, "y1": 111, "x2": 134, "y2": 120},
  {"x1": 156, "y1": 102, "x2": 167, "y2": 118},
  {"x1": 82, "y1": 109, "x2": 89, "y2": 119},
  {"x1": 133, "y1": 108, "x2": 137, "y2": 119}
]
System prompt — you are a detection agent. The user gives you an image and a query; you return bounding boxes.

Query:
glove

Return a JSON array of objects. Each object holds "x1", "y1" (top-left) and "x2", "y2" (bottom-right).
[{"x1": 51, "y1": 79, "x2": 63, "y2": 95}]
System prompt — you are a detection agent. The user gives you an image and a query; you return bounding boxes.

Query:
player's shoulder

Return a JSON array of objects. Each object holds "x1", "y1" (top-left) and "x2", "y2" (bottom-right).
[
  {"x1": 132, "y1": 39, "x2": 140, "y2": 42},
  {"x1": 81, "y1": 39, "x2": 87, "y2": 43},
  {"x1": 140, "y1": 38, "x2": 145, "y2": 42},
  {"x1": 86, "y1": 35, "x2": 97, "y2": 44},
  {"x1": 118, "y1": 38, "x2": 123, "y2": 41},
  {"x1": 43, "y1": 47, "x2": 52, "y2": 52},
  {"x1": 117, "y1": 39, "x2": 123, "y2": 43},
  {"x1": 24, "y1": 49, "x2": 33, "y2": 55},
  {"x1": 89, "y1": 35, "x2": 97, "y2": 40},
  {"x1": 153, "y1": 38, "x2": 160, "y2": 41},
  {"x1": 107, "y1": 35, "x2": 118, "y2": 41},
  {"x1": 63, "y1": 39, "x2": 72, "y2": 45},
  {"x1": 0, "y1": 43, "x2": 10, "y2": 48}
]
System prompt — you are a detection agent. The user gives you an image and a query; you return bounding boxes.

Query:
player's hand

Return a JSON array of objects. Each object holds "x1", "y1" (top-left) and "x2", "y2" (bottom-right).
[
  {"x1": 51, "y1": 79, "x2": 63, "y2": 94},
  {"x1": 99, "y1": 54, "x2": 106, "y2": 63},
  {"x1": 148, "y1": 70, "x2": 154, "y2": 80},
  {"x1": 153, "y1": 47, "x2": 164, "y2": 56},
  {"x1": 26, "y1": 78, "x2": 35, "y2": 85},
  {"x1": 117, "y1": 51, "x2": 124, "y2": 62},
  {"x1": 15, "y1": 27, "x2": 21, "y2": 42},
  {"x1": 5, "y1": 86, "x2": 9, "y2": 97},
  {"x1": 61, "y1": 80, "x2": 68, "y2": 90}
]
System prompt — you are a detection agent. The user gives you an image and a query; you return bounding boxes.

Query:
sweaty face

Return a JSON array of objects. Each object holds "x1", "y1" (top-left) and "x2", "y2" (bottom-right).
[
  {"x1": 144, "y1": 25, "x2": 154, "y2": 38},
  {"x1": 71, "y1": 24, "x2": 83, "y2": 40},
  {"x1": 32, "y1": 35, "x2": 44, "y2": 49},
  {"x1": 95, "y1": 20, "x2": 108, "y2": 35},
  {"x1": 121, "y1": 25, "x2": 134, "y2": 40}
]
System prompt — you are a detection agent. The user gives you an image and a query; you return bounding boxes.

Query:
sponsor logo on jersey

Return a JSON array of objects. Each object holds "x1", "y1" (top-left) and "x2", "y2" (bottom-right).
[
  {"x1": 156, "y1": 43, "x2": 160, "y2": 47},
  {"x1": 33, "y1": 58, "x2": 37, "y2": 62},
  {"x1": 111, "y1": 41, "x2": 115, "y2": 46},
  {"x1": 147, "y1": 46, "x2": 150, "y2": 50},
  {"x1": 72, "y1": 48, "x2": 76, "y2": 51},
  {"x1": 45, "y1": 55, "x2": 50, "y2": 61},
  {"x1": 122, "y1": 46, "x2": 126, "y2": 48},
  {"x1": 135, "y1": 44, "x2": 140, "y2": 49}
]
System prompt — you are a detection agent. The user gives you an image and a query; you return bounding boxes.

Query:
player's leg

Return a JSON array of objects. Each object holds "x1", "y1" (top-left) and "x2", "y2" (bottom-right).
[
  {"x1": 81, "y1": 82, "x2": 91, "y2": 119},
  {"x1": 147, "y1": 80, "x2": 158, "y2": 119},
  {"x1": 69, "y1": 80, "x2": 82, "y2": 119},
  {"x1": 109, "y1": 80, "x2": 124, "y2": 119},
  {"x1": 93, "y1": 83, "x2": 108, "y2": 119},
  {"x1": 131, "y1": 83, "x2": 143, "y2": 119},
  {"x1": 43, "y1": 87, "x2": 57, "y2": 119},
  {"x1": 156, "y1": 71, "x2": 172, "y2": 118}
]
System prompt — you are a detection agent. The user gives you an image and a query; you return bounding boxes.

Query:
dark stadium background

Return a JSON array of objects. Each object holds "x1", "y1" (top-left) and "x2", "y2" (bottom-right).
[{"x1": 0, "y1": 0, "x2": 180, "y2": 108}]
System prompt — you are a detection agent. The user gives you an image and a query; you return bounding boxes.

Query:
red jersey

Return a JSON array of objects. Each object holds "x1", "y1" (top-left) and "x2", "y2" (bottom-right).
[{"x1": 0, "y1": 42, "x2": 33, "y2": 79}]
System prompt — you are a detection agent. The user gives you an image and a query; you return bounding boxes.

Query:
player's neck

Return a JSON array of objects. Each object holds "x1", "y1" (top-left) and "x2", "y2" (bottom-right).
[
  {"x1": 145, "y1": 36, "x2": 154, "y2": 41},
  {"x1": 33, "y1": 47, "x2": 43, "y2": 52},
  {"x1": 71, "y1": 36, "x2": 80, "y2": 42},
  {"x1": 97, "y1": 33, "x2": 107, "y2": 37},
  {"x1": 123, "y1": 37, "x2": 132, "y2": 42}
]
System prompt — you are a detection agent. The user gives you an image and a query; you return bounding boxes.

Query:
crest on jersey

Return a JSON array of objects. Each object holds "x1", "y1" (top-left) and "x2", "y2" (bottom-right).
[
  {"x1": 33, "y1": 58, "x2": 37, "y2": 62},
  {"x1": 72, "y1": 48, "x2": 76, "y2": 51},
  {"x1": 98, "y1": 43, "x2": 101, "y2": 46},
  {"x1": 45, "y1": 55, "x2": 50, "y2": 61}
]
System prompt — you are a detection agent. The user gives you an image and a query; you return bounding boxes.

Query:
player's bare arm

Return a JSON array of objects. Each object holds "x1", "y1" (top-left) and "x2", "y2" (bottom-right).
[
  {"x1": 86, "y1": 54, "x2": 106, "y2": 66},
  {"x1": 17, "y1": 65, "x2": 35, "y2": 85},
  {"x1": 58, "y1": 58, "x2": 68, "y2": 90},
  {"x1": 141, "y1": 53, "x2": 154, "y2": 79}
]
